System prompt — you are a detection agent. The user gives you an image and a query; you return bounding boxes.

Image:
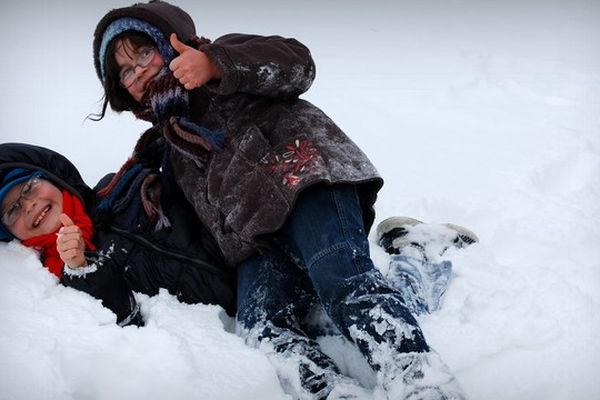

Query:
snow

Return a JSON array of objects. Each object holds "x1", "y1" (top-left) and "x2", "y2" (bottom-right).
[{"x1": 1, "y1": 0, "x2": 599, "y2": 399}]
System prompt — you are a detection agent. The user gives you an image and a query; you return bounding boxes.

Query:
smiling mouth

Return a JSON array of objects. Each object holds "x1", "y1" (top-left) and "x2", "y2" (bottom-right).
[{"x1": 33, "y1": 205, "x2": 51, "y2": 228}]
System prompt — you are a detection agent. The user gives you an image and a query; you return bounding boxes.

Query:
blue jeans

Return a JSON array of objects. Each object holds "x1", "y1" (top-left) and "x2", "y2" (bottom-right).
[
  {"x1": 386, "y1": 254, "x2": 453, "y2": 315},
  {"x1": 237, "y1": 247, "x2": 344, "y2": 397},
  {"x1": 237, "y1": 184, "x2": 429, "y2": 377}
]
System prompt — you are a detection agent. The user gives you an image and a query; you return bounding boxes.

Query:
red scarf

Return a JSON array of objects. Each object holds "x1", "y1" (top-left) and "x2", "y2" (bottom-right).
[{"x1": 21, "y1": 191, "x2": 96, "y2": 279}]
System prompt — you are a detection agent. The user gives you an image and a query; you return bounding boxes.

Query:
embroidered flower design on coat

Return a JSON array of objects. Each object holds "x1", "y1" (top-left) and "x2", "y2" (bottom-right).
[{"x1": 261, "y1": 139, "x2": 320, "y2": 188}]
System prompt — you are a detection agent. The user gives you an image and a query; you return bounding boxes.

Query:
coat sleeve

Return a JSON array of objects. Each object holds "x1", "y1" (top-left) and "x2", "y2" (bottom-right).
[
  {"x1": 201, "y1": 33, "x2": 316, "y2": 98},
  {"x1": 61, "y1": 252, "x2": 144, "y2": 327}
]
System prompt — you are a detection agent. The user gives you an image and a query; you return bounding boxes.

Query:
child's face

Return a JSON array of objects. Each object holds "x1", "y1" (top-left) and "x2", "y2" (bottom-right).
[
  {"x1": 114, "y1": 38, "x2": 165, "y2": 102},
  {"x1": 1, "y1": 178, "x2": 63, "y2": 240}
]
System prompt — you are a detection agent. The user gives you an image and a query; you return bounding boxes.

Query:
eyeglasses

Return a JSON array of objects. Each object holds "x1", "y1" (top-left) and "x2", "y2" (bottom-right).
[
  {"x1": 1, "y1": 176, "x2": 43, "y2": 227},
  {"x1": 119, "y1": 46, "x2": 156, "y2": 88}
]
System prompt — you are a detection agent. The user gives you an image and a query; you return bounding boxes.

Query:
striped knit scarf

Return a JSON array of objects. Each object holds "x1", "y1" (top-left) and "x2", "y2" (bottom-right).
[{"x1": 134, "y1": 67, "x2": 225, "y2": 158}]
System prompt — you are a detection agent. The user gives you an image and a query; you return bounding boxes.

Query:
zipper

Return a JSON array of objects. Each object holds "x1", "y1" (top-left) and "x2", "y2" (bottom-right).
[{"x1": 108, "y1": 225, "x2": 230, "y2": 280}]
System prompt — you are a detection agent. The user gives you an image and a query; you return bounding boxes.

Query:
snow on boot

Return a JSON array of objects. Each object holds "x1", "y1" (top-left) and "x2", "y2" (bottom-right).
[
  {"x1": 376, "y1": 217, "x2": 477, "y2": 315},
  {"x1": 443, "y1": 223, "x2": 479, "y2": 248},
  {"x1": 377, "y1": 217, "x2": 424, "y2": 256},
  {"x1": 325, "y1": 379, "x2": 374, "y2": 400},
  {"x1": 254, "y1": 328, "x2": 364, "y2": 400},
  {"x1": 376, "y1": 217, "x2": 478, "y2": 261},
  {"x1": 377, "y1": 350, "x2": 466, "y2": 400}
]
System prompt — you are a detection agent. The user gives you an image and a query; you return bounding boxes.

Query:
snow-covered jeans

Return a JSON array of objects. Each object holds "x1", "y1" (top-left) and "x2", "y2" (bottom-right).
[
  {"x1": 237, "y1": 246, "x2": 346, "y2": 399},
  {"x1": 386, "y1": 254, "x2": 453, "y2": 316},
  {"x1": 237, "y1": 184, "x2": 436, "y2": 398}
]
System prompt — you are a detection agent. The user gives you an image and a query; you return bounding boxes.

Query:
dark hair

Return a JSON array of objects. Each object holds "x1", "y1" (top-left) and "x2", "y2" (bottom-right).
[{"x1": 89, "y1": 32, "x2": 156, "y2": 121}]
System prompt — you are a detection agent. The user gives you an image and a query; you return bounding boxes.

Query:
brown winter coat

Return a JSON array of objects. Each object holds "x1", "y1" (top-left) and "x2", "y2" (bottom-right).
[{"x1": 94, "y1": 1, "x2": 384, "y2": 266}]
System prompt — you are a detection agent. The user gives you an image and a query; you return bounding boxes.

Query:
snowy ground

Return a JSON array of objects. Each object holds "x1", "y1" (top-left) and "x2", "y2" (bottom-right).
[{"x1": 1, "y1": 1, "x2": 599, "y2": 399}]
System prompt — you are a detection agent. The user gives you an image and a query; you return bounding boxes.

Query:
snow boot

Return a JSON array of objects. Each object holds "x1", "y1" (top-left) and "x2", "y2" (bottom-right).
[
  {"x1": 376, "y1": 217, "x2": 478, "y2": 261},
  {"x1": 377, "y1": 350, "x2": 466, "y2": 400},
  {"x1": 326, "y1": 381, "x2": 373, "y2": 399},
  {"x1": 376, "y1": 217, "x2": 477, "y2": 315},
  {"x1": 377, "y1": 217, "x2": 424, "y2": 257},
  {"x1": 263, "y1": 331, "x2": 365, "y2": 400}
]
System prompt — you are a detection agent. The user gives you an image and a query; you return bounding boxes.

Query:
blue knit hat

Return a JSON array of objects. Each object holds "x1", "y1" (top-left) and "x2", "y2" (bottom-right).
[
  {"x1": 98, "y1": 17, "x2": 175, "y2": 82},
  {"x1": 0, "y1": 168, "x2": 38, "y2": 241}
]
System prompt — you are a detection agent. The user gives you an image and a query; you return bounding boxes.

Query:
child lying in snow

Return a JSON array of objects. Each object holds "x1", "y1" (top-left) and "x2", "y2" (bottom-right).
[{"x1": 0, "y1": 142, "x2": 236, "y2": 326}]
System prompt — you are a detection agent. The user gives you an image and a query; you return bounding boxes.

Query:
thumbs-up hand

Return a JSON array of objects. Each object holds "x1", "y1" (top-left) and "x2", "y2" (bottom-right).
[
  {"x1": 169, "y1": 33, "x2": 223, "y2": 90},
  {"x1": 57, "y1": 214, "x2": 87, "y2": 268}
]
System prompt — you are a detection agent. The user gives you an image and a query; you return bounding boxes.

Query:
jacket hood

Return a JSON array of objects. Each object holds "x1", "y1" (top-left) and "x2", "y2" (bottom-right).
[
  {"x1": 0, "y1": 143, "x2": 96, "y2": 214},
  {"x1": 93, "y1": 0, "x2": 197, "y2": 82}
]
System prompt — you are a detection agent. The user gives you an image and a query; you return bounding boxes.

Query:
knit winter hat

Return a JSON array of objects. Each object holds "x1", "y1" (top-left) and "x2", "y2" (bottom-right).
[
  {"x1": 0, "y1": 168, "x2": 38, "y2": 241},
  {"x1": 93, "y1": 0, "x2": 197, "y2": 83},
  {"x1": 98, "y1": 17, "x2": 175, "y2": 82}
]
